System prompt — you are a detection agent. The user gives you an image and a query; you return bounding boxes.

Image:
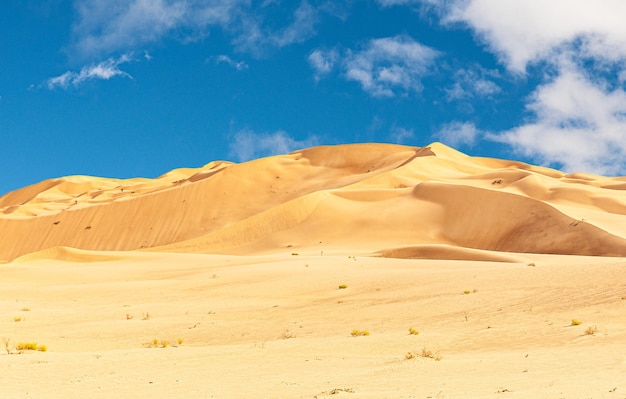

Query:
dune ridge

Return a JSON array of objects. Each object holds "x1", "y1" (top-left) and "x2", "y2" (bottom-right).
[{"x1": 1, "y1": 142, "x2": 626, "y2": 262}]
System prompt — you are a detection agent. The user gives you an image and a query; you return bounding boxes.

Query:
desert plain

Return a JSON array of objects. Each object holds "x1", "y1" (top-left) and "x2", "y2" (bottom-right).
[{"x1": 1, "y1": 143, "x2": 626, "y2": 398}]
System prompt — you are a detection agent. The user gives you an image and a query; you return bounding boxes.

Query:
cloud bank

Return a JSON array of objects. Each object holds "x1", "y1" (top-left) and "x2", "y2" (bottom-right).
[{"x1": 423, "y1": 0, "x2": 626, "y2": 174}]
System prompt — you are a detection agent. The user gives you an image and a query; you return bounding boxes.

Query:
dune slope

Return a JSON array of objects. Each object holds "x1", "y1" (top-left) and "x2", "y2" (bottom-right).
[{"x1": 1, "y1": 142, "x2": 626, "y2": 262}]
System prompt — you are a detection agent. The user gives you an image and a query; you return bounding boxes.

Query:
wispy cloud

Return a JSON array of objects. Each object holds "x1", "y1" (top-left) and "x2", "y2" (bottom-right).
[
  {"x1": 445, "y1": 66, "x2": 500, "y2": 101},
  {"x1": 228, "y1": 129, "x2": 320, "y2": 162},
  {"x1": 232, "y1": 1, "x2": 320, "y2": 55},
  {"x1": 310, "y1": 35, "x2": 440, "y2": 97},
  {"x1": 436, "y1": 121, "x2": 481, "y2": 148},
  {"x1": 71, "y1": 0, "x2": 245, "y2": 60},
  {"x1": 212, "y1": 55, "x2": 249, "y2": 71},
  {"x1": 46, "y1": 54, "x2": 133, "y2": 89},
  {"x1": 389, "y1": 126, "x2": 415, "y2": 144},
  {"x1": 345, "y1": 35, "x2": 440, "y2": 97},
  {"x1": 71, "y1": 0, "x2": 323, "y2": 61},
  {"x1": 308, "y1": 49, "x2": 338, "y2": 80}
]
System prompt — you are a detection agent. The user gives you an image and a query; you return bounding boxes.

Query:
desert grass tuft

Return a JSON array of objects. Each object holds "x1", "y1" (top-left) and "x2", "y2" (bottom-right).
[
  {"x1": 584, "y1": 325, "x2": 598, "y2": 335},
  {"x1": 2, "y1": 337, "x2": 11, "y2": 354},
  {"x1": 351, "y1": 329, "x2": 370, "y2": 337},
  {"x1": 571, "y1": 319, "x2": 582, "y2": 326},
  {"x1": 408, "y1": 327, "x2": 419, "y2": 335},
  {"x1": 338, "y1": 284, "x2": 348, "y2": 289},
  {"x1": 406, "y1": 348, "x2": 442, "y2": 361},
  {"x1": 15, "y1": 342, "x2": 47, "y2": 352}
]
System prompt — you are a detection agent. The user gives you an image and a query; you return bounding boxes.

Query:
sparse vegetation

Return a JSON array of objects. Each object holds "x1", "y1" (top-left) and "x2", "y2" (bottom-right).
[
  {"x1": 338, "y1": 284, "x2": 348, "y2": 289},
  {"x1": 126, "y1": 313, "x2": 134, "y2": 320},
  {"x1": 147, "y1": 338, "x2": 183, "y2": 348},
  {"x1": 13, "y1": 317, "x2": 22, "y2": 322},
  {"x1": 2, "y1": 337, "x2": 11, "y2": 354},
  {"x1": 584, "y1": 325, "x2": 598, "y2": 335},
  {"x1": 527, "y1": 263, "x2": 536, "y2": 267},
  {"x1": 280, "y1": 330, "x2": 296, "y2": 339},
  {"x1": 351, "y1": 329, "x2": 370, "y2": 337},
  {"x1": 406, "y1": 348, "x2": 442, "y2": 361},
  {"x1": 408, "y1": 327, "x2": 419, "y2": 335},
  {"x1": 15, "y1": 342, "x2": 47, "y2": 352},
  {"x1": 463, "y1": 290, "x2": 471, "y2": 295},
  {"x1": 571, "y1": 319, "x2": 582, "y2": 326}
]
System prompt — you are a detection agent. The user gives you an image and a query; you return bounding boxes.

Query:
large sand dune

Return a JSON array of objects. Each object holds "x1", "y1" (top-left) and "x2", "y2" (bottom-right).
[
  {"x1": 1, "y1": 142, "x2": 626, "y2": 262},
  {"x1": 2, "y1": 143, "x2": 626, "y2": 398}
]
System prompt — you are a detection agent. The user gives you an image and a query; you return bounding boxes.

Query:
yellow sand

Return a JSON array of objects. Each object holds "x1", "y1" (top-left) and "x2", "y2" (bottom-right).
[{"x1": 1, "y1": 143, "x2": 626, "y2": 398}]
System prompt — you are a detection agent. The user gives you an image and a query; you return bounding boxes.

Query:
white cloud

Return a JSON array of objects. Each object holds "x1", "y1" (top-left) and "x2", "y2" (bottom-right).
[
  {"x1": 431, "y1": 0, "x2": 626, "y2": 72},
  {"x1": 436, "y1": 121, "x2": 481, "y2": 148},
  {"x1": 71, "y1": 0, "x2": 244, "y2": 59},
  {"x1": 271, "y1": 1, "x2": 318, "y2": 47},
  {"x1": 312, "y1": 35, "x2": 439, "y2": 97},
  {"x1": 446, "y1": 66, "x2": 500, "y2": 100},
  {"x1": 389, "y1": 126, "x2": 415, "y2": 144},
  {"x1": 213, "y1": 55, "x2": 248, "y2": 71},
  {"x1": 376, "y1": 0, "x2": 419, "y2": 6},
  {"x1": 229, "y1": 130, "x2": 320, "y2": 162},
  {"x1": 491, "y1": 67, "x2": 626, "y2": 175},
  {"x1": 345, "y1": 35, "x2": 440, "y2": 97},
  {"x1": 71, "y1": 0, "x2": 322, "y2": 60},
  {"x1": 308, "y1": 49, "x2": 338, "y2": 79},
  {"x1": 46, "y1": 54, "x2": 133, "y2": 89},
  {"x1": 418, "y1": 0, "x2": 626, "y2": 174},
  {"x1": 232, "y1": 1, "x2": 319, "y2": 54}
]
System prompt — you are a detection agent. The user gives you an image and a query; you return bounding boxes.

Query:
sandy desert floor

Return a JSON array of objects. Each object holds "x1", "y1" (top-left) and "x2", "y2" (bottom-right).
[
  {"x1": 2, "y1": 249, "x2": 626, "y2": 398},
  {"x1": 2, "y1": 143, "x2": 626, "y2": 398}
]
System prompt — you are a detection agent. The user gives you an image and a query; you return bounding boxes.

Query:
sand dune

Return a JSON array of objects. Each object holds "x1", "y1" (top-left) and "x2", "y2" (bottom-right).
[
  {"x1": 2, "y1": 142, "x2": 626, "y2": 262},
  {"x1": 3, "y1": 143, "x2": 626, "y2": 398}
]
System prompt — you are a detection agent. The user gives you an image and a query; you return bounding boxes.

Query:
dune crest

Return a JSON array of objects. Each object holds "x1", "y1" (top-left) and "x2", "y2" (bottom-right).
[{"x1": 1, "y1": 142, "x2": 626, "y2": 262}]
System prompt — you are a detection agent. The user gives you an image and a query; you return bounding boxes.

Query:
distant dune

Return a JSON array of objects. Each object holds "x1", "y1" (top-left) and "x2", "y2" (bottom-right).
[{"x1": 1, "y1": 142, "x2": 626, "y2": 262}]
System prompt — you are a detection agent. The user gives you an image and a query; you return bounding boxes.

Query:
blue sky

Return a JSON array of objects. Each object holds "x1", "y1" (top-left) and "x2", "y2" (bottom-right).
[{"x1": 2, "y1": 0, "x2": 626, "y2": 196}]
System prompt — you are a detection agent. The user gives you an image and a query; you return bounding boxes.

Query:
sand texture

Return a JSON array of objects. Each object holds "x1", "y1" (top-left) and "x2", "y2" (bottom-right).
[{"x1": 1, "y1": 143, "x2": 626, "y2": 398}]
